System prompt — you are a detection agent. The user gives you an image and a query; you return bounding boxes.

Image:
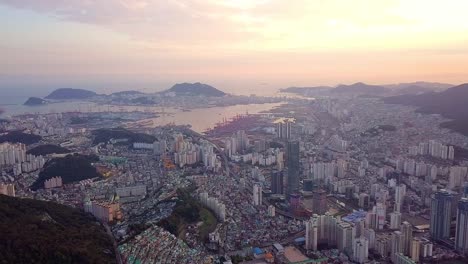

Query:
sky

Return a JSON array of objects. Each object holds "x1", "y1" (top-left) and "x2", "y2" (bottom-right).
[{"x1": 1, "y1": 0, "x2": 468, "y2": 95}]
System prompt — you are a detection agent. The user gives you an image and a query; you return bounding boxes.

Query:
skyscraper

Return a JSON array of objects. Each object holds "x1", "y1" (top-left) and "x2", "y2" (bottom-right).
[
  {"x1": 305, "y1": 215, "x2": 318, "y2": 251},
  {"x1": 391, "y1": 231, "x2": 403, "y2": 263},
  {"x1": 253, "y1": 183, "x2": 262, "y2": 206},
  {"x1": 271, "y1": 171, "x2": 284, "y2": 194},
  {"x1": 312, "y1": 189, "x2": 328, "y2": 215},
  {"x1": 401, "y1": 221, "x2": 413, "y2": 256},
  {"x1": 353, "y1": 237, "x2": 369, "y2": 264},
  {"x1": 286, "y1": 141, "x2": 300, "y2": 197},
  {"x1": 455, "y1": 197, "x2": 468, "y2": 255},
  {"x1": 430, "y1": 190, "x2": 453, "y2": 241}
]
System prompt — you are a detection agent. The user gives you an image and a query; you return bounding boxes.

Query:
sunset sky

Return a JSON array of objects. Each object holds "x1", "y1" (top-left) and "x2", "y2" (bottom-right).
[{"x1": 1, "y1": 0, "x2": 468, "y2": 94}]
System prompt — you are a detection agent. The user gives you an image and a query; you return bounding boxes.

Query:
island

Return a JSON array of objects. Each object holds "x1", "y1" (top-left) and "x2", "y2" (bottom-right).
[
  {"x1": 164, "y1": 82, "x2": 226, "y2": 97},
  {"x1": 23, "y1": 97, "x2": 47, "y2": 106},
  {"x1": 0, "y1": 195, "x2": 116, "y2": 264},
  {"x1": 45, "y1": 88, "x2": 97, "y2": 100}
]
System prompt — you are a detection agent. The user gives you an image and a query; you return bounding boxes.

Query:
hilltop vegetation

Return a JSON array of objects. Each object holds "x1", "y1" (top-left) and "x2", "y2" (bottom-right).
[
  {"x1": 384, "y1": 83, "x2": 468, "y2": 135},
  {"x1": 45, "y1": 88, "x2": 97, "y2": 100},
  {"x1": 0, "y1": 195, "x2": 116, "y2": 264},
  {"x1": 92, "y1": 128, "x2": 156, "y2": 145},
  {"x1": 158, "y1": 187, "x2": 218, "y2": 242},
  {"x1": 26, "y1": 144, "x2": 70, "y2": 156},
  {"x1": 165, "y1": 82, "x2": 226, "y2": 97},
  {"x1": 0, "y1": 131, "x2": 42, "y2": 145},
  {"x1": 24, "y1": 97, "x2": 47, "y2": 106},
  {"x1": 31, "y1": 154, "x2": 101, "y2": 190}
]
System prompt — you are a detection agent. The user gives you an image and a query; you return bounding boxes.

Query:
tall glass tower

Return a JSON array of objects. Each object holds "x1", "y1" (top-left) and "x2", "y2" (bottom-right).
[
  {"x1": 455, "y1": 197, "x2": 468, "y2": 254},
  {"x1": 430, "y1": 190, "x2": 453, "y2": 241},
  {"x1": 286, "y1": 141, "x2": 300, "y2": 197}
]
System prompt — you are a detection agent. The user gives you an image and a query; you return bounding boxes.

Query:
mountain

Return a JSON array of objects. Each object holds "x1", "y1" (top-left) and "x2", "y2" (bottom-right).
[
  {"x1": 164, "y1": 82, "x2": 225, "y2": 97},
  {"x1": 45, "y1": 88, "x2": 96, "y2": 99},
  {"x1": 280, "y1": 86, "x2": 333, "y2": 93},
  {"x1": 332, "y1": 82, "x2": 388, "y2": 95},
  {"x1": 383, "y1": 81, "x2": 453, "y2": 91},
  {"x1": 0, "y1": 195, "x2": 116, "y2": 264},
  {"x1": 24, "y1": 97, "x2": 47, "y2": 106},
  {"x1": 384, "y1": 83, "x2": 468, "y2": 135}
]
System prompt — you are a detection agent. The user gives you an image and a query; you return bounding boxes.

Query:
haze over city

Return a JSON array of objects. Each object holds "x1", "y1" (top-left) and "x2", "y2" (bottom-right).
[
  {"x1": 2, "y1": 1, "x2": 468, "y2": 264},
  {"x1": 2, "y1": 0, "x2": 468, "y2": 94}
]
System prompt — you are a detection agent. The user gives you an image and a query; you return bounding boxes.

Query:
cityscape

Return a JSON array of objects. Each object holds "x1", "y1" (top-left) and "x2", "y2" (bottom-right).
[{"x1": 2, "y1": 1, "x2": 468, "y2": 264}]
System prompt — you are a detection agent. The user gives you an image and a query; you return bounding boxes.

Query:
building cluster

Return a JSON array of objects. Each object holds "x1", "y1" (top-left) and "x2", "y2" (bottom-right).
[
  {"x1": 199, "y1": 192, "x2": 226, "y2": 222},
  {"x1": 174, "y1": 134, "x2": 219, "y2": 170},
  {"x1": 44, "y1": 176, "x2": 63, "y2": 189},
  {"x1": 0, "y1": 183, "x2": 15, "y2": 197},
  {"x1": 408, "y1": 140, "x2": 455, "y2": 160},
  {"x1": 84, "y1": 197, "x2": 122, "y2": 222},
  {"x1": 0, "y1": 143, "x2": 45, "y2": 176},
  {"x1": 275, "y1": 118, "x2": 294, "y2": 140},
  {"x1": 224, "y1": 130, "x2": 249, "y2": 157},
  {"x1": 115, "y1": 185, "x2": 147, "y2": 197}
]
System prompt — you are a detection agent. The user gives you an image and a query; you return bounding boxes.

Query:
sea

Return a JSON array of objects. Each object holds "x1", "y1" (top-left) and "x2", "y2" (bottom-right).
[{"x1": 0, "y1": 88, "x2": 286, "y2": 133}]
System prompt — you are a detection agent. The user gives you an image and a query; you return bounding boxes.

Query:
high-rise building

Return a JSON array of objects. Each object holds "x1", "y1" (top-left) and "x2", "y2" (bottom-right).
[
  {"x1": 312, "y1": 189, "x2": 327, "y2": 215},
  {"x1": 336, "y1": 222, "x2": 355, "y2": 255},
  {"x1": 305, "y1": 215, "x2": 318, "y2": 251},
  {"x1": 358, "y1": 193, "x2": 370, "y2": 209},
  {"x1": 455, "y1": 197, "x2": 468, "y2": 255},
  {"x1": 401, "y1": 221, "x2": 413, "y2": 256},
  {"x1": 353, "y1": 237, "x2": 369, "y2": 264},
  {"x1": 410, "y1": 239, "x2": 421, "y2": 262},
  {"x1": 390, "y1": 212, "x2": 402, "y2": 229},
  {"x1": 395, "y1": 184, "x2": 406, "y2": 212},
  {"x1": 253, "y1": 183, "x2": 262, "y2": 206},
  {"x1": 391, "y1": 231, "x2": 404, "y2": 263},
  {"x1": 268, "y1": 205, "x2": 276, "y2": 217},
  {"x1": 271, "y1": 171, "x2": 284, "y2": 194},
  {"x1": 0, "y1": 184, "x2": 15, "y2": 197},
  {"x1": 430, "y1": 190, "x2": 453, "y2": 241},
  {"x1": 277, "y1": 119, "x2": 292, "y2": 139},
  {"x1": 286, "y1": 141, "x2": 300, "y2": 197}
]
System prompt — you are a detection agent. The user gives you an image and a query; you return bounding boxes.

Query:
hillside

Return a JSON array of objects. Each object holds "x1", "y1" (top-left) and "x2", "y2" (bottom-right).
[
  {"x1": 383, "y1": 82, "x2": 453, "y2": 91},
  {"x1": 110, "y1": 90, "x2": 145, "y2": 96},
  {"x1": 26, "y1": 144, "x2": 70, "y2": 156},
  {"x1": 384, "y1": 83, "x2": 468, "y2": 135},
  {"x1": 165, "y1": 82, "x2": 225, "y2": 97},
  {"x1": 332, "y1": 82, "x2": 388, "y2": 95},
  {"x1": 45, "y1": 88, "x2": 96, "y2": 100},
  {"x1": 0, "y1": 195, "x2": 116, "y2": 264},
  {"x1": 0, "y1": 131, "x2": 42, "y2": 145},
  {"x1": 31, "y1": 154, "x2": 101, "y2": 190},
  {"x1": 24, "y1": 97, "x2": 47, "y2": 106},
  {"x1": 92, "y1": 128, "x2": 156, "y2": 145}
]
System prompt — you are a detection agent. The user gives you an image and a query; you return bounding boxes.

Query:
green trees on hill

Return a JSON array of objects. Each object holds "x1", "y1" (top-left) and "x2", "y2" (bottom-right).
[
  {"x1": 31, "y1": 154, "x2": 101, "y2": 190},
  {"x1": 0, "y1": 195, "x2": 116, "y2": 264}
]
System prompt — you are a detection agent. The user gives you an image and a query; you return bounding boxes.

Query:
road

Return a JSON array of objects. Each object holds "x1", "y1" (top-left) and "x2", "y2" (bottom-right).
[{"x1": 104, "y1": 222, "x2": 123, "y2": 264}]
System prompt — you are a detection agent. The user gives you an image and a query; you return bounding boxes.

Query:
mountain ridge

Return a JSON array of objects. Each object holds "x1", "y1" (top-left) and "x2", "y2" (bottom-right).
[
  {"x1": 45, "y1": 88, "x2": 97, "y2": 99},
  {"x1": 164, "y1": 82, "x2": 226, "y2": 97}
]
